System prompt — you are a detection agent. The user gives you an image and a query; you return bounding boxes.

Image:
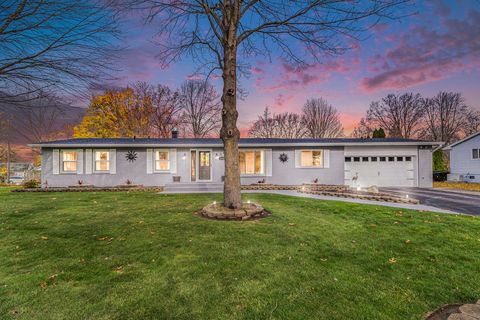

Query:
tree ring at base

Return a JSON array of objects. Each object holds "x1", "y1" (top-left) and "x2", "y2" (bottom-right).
[{"x1": 197, "y1": 202, "x2": 271, "y2": 221}]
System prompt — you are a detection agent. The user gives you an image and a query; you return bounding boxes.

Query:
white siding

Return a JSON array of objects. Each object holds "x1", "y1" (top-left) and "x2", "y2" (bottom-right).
[{"x1": 449, "y1": 134, "x2": 480, "y2": 182}]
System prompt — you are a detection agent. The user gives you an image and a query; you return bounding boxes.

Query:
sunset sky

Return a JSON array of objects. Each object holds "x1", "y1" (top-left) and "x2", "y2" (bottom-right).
[{"x1": 107, "y1": 0, "x2": 480, "y2": 135}]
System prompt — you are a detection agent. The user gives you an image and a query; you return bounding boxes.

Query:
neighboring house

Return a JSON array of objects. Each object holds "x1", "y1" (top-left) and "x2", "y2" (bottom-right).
[
  {"x1": 444, "y1": 132, "x2": 480, "y2": 183},
  {"x1": 0, "y1": 162, "x2": 36, "y2": 185},
  {"x1": 29, "y1": 136, "x2": 440, "y2": 188}
]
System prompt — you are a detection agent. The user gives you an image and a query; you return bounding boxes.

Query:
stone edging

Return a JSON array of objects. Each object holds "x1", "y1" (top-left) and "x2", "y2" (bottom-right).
[
  {"x1": 426, "y1": 300, "x2": 480, "y2": 319},
  {"x1": 298, "y1": 189, "x2": 420, "y2": 204},
  {"x1": 198, "y1": 202, "x2": 271, "y2": 221}
]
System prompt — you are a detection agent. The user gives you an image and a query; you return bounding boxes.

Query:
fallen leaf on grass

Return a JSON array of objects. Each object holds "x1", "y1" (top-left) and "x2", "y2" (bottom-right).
[
  {"x1": 320, "y1": 258, "x2": 328, "y2": 262},
  {"x1": 288, "y1": 223, "x2": 295, "y2": 226},
  {"x1": 40, "y1": 274, "x2": 58, "y2": 289},
  {"x1": 40, "y1": 236, "x2": 48, "y2": 240},
  {"x1": 138, "y1": 220, "x2": 144, "y2": 224},
  {"x1": 114, "y1": 266, "x2": 124, "y2": 274},
  {"x1": 388, "y1": 257, "x2": 397, "y2": 264},
  {"x1": 393, "y1": 221, "x2": 400, "y2": 225},
  {"x1": 405, "y1": 240, "x2": 412, "y2": 244},
  {"x1": 424, "y1": 220, "x2": 430, "y2": 223},
  {"x1": 369, "y1": 224, "x2": 377, "y2": 227}
]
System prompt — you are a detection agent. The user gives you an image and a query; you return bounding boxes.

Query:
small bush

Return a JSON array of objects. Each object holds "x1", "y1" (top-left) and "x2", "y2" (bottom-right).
[{"x1": 23, "y1": 179, "x2": 40, "y2": 189}]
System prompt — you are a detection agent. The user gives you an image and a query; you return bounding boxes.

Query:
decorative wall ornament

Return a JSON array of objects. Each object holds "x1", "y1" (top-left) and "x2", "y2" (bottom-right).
[
  {"x1": 125, "y1": 150, "x2": 138, "y2": 162},
  {"x1": 279, "y1": 153, "x2": 288, "y2": 163}
]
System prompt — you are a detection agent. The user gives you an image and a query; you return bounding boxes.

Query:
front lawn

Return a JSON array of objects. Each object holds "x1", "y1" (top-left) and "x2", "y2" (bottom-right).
[
  {"x1": 434, "y1": 181, "x2": 480, "y2": 192},
  {"x1": 1, "y1": 190, "x2": 479, "y2": 319}
]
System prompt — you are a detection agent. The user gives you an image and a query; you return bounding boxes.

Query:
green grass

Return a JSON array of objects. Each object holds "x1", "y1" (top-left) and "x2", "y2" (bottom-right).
[{"x1": 1, "y1": 189, "x2": 479, "y2": 319}]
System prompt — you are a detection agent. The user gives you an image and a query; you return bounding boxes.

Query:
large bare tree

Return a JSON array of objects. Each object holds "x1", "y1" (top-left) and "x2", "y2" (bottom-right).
[
  {"x1": 0, "y1": 0, "x2": 119, "y2": 103},
  {"x1": 179, "y1": 80, "x2": 221, "y2": 138},
  {"x1": 248, "y1": 107, "x2": 305, "y2": 138},
  {"x1": 133, "y1": 82, "x2": 182, "y2": 138},
  {"x1": 302, "y1": 98, "x2": 344, "y2": 138},
  {"x1": 464, "y1": 108, "x2": 480, "y2": 137},
  {"x1": 421, "y1": 92, "x2": 469, "y2": 144},
  {"x1": 366, "y1": 93, "x2": 425, "y2": 138},
  {"x1": 115, "y1": 0, "x2": 410, "y2": 208}
]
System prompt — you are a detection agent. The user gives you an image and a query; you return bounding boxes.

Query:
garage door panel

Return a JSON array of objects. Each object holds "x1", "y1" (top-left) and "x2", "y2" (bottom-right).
[{"x1": 345, "y1": 156, "x2": 416, "y2": 187}]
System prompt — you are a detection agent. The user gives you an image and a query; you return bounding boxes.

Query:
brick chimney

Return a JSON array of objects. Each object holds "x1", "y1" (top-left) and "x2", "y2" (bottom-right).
[{"x1": 171, "y1": 127, "x2": 178, "y2": 139}]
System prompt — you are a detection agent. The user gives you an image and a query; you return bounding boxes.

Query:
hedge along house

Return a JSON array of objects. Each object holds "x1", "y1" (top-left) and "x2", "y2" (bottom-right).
[{"x1": 30, "y1": 137, "x2": 440, "y2": 189}]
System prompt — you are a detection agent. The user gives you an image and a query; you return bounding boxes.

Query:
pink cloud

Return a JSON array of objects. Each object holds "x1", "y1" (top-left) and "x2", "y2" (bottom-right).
[
  {"x1": 360, "y1": 8, "x2": 480, "y2": 92},
  {"x1": 254, "y1": 57, "x2": 357, "y2": 93}
]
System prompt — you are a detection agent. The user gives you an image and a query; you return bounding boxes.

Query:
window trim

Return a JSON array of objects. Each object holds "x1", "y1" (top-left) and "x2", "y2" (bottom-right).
[
  {"x1": 239, "y1": 149, "x2": 265, "y2": 176},
  {"x1": 473, "y1": 148, "x2": 480, "y2": 160},
  {"x1": 154, "y1": 149, "x2": 171, "y2": 172},
  {"x1": 94, "y1": 150, "x2": 110, "y2": 173},
  {"x1": 61, "y1": 150, "x2": 78, "y2": 174},
  {"x1": 298, "y1": 149, "x2": 324, "y2": 168}
]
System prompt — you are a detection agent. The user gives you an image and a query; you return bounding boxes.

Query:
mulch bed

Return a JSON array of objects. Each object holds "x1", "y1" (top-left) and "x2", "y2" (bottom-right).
[
  {"x1": 12, "y1": 186, "x2": 164, "y2": 193},
  {"x1": 425, "y1": 304, "x2": 462, "y2": 320},
  {"x1": 426, "y1": 300, "x2": 480, "y2": 319}
]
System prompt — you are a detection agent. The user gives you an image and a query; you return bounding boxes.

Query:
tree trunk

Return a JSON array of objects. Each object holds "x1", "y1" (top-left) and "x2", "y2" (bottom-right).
[{"x1": 220, "y1": 41, "x2": 242, "y2": 209}]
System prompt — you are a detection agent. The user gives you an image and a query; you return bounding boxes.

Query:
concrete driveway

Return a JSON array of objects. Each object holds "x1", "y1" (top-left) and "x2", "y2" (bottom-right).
[{"x1": 380, "y1": 187, "x2": 480, "y2": 216}]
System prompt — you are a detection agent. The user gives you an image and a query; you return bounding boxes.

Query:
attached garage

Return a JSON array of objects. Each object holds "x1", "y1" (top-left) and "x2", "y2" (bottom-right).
[{"x1": 344, "y1": 146, "x2": 418, "y2": 187}]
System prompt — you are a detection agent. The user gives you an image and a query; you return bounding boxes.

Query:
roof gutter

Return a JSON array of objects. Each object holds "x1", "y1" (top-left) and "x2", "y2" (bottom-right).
[{"x1": 28, "y1": 141, "x2": 443, "y2": 148}]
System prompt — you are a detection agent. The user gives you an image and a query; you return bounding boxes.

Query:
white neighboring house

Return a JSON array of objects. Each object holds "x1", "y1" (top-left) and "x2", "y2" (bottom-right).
[{"x1": 444, "y1": 132, "x2": 480, "y2": 183}]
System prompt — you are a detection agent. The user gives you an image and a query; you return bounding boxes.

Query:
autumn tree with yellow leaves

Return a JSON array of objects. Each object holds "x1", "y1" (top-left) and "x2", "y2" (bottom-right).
[{"x1": 74, "y1": 81, "x2": 220, "y2": 138}]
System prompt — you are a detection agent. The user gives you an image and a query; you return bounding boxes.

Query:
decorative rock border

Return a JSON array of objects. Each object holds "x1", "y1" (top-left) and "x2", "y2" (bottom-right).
[
  {"x1": 426, "y1": 300, "x2": 480, "y2": 319},
  {"x1": 12, "y1": 186, "x2": 164, "y2": 193},
  {"x1": 241, "y1": 184, "x2": 298, "y2": 191},
  {"x1": 198, "y1": 202, "x2": 271, "y2": 221},
  {"x1": 298, "y1": 189, "x2": 420, "y2": 204},
  {"x1": 240, "y1": 183, "x2": 349, "y2": 192}
]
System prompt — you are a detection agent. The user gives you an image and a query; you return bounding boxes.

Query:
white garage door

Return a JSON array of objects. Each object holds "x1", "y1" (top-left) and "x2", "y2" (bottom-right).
[{"x1": 344, "y1": 155, "x2": 415, "y2": 187}]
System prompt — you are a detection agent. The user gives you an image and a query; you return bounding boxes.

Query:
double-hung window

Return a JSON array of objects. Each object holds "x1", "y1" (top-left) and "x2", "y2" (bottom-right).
[
  {"x1": 62, "y1": 151, "x2": 77, "y2": 172},
  {"x1": 473, "y1": 149, "x2": 479, "y2": 160},
  {"x1": 239, "y1": 150, "x2": 264, "y2": 175},
  {"x1": 155, "y1": 150, "x2": 170, "y2": 171},
  {"x1": 300, "y1": 150, "x2": 323, "y2": 168},
  {"x1": 95, "y1": 151, "x2": 110, "y2": 171}
]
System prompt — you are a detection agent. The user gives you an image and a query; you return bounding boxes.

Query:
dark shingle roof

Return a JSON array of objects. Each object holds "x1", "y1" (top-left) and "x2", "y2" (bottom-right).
[{"x1": 30, "y1": 137, "x2": 438, "y2": 147}]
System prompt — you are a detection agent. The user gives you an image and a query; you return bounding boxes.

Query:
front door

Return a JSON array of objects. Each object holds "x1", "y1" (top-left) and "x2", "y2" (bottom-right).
[{"x1": 198, "y1": 151, "x2": 211, "y2": 181}]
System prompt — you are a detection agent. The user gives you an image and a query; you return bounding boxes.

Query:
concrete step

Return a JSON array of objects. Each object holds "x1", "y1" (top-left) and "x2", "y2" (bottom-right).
[{"x1": 163, "y1": 182, "x2": 224, "y2": 193}]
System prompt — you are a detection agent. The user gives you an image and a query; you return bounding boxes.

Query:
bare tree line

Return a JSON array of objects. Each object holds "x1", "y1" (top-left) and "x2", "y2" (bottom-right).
[
  {"x1": 248, "y1": 98, "x2": 344, "y2": 138},
  {"x1": 73, "y1": 80, "x2": 221, "y2": 139},
  {"x1": 352, "y1": 91, "x2": 480, "y2": 144}
]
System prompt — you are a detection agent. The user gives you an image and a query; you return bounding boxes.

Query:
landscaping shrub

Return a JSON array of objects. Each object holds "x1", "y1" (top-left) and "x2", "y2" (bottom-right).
[{"x1": 23, "y1": 179, "x2": 40, "y2": 189}]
